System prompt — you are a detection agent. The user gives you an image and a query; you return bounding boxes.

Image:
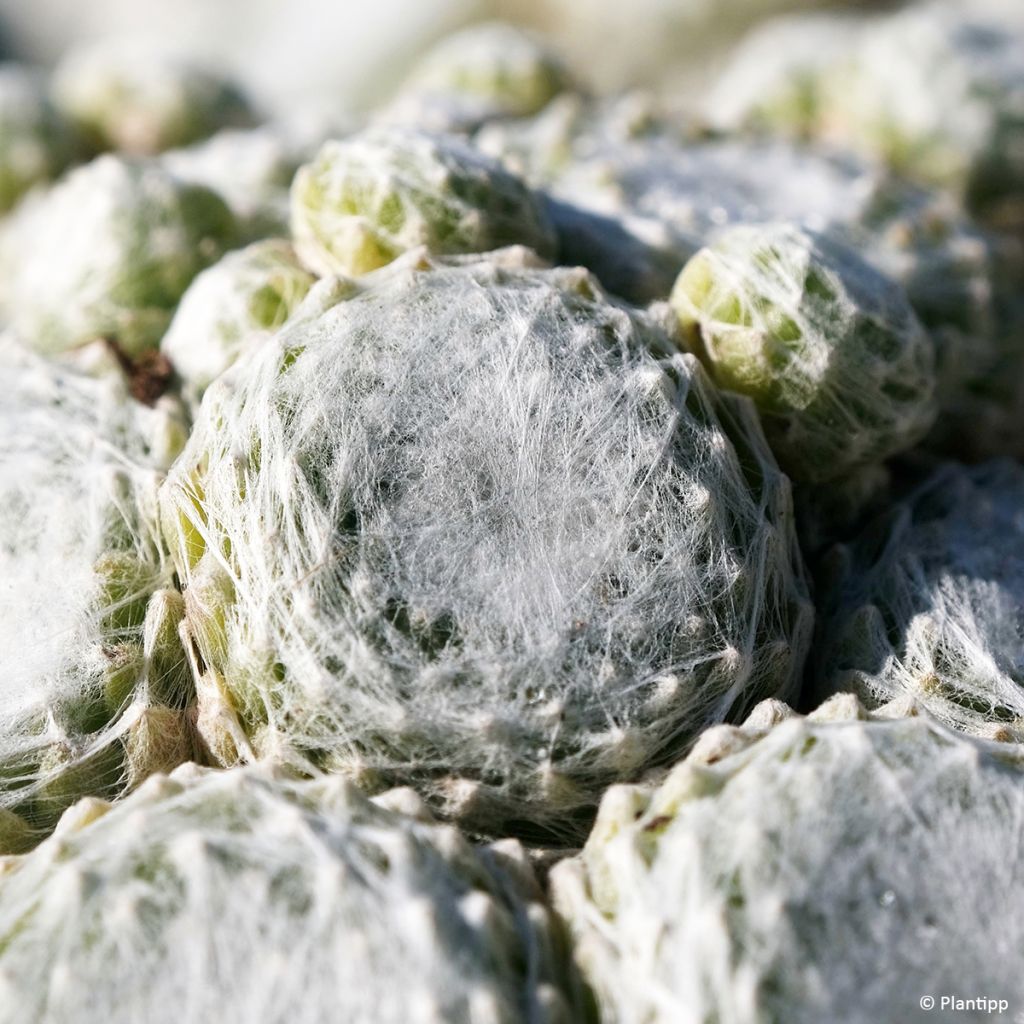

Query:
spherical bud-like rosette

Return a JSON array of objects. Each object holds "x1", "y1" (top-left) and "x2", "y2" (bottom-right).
[
  {"x1": 161, "y1": 239, "x2": 315, "y2": 406},
  {"x1": 671, "y1": 222, "x2": 937, "y2": 483},
  {"x1": 818, "y1": 5, "x2": 1024, "y2": 229},
  {"x1": 52, "y1": 40, "x2": 255, "y2": 156},
  {"x1": 290, "y1": 128, "x2": 557, "y2": 277},
  {"x1": 0, "y1": 64, "x2": 77, "y2": 213},
  {"x1": 387, "y1": 21, "x2": 572, "y2": 133},
  {"x1": 702, "y1": 12, "x2": 865, "y2": 141}
]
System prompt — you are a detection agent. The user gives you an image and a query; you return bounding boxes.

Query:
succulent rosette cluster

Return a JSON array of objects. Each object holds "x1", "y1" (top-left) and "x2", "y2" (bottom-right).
[{"x1": 0, "y1": 8, "x2": 1021, "y2": 1021}]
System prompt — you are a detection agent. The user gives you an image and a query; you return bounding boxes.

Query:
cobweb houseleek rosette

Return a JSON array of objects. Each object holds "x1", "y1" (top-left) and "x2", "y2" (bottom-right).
[
  {"x1": 159, "y1": 249, "x2": 812, "y2": 840},
  {"x1": 814, "y1": 459, "x2": 1024, "y2": 738},
  {"x1": 705, "y1": 4, "x2": 1024, "y2": 229},
  {"x1": 51, "y1": 40, "x2": 256, "y2": 157},
  {"x1": 0, "y1": 339, "x2": 196, "y2": 854},
  {"x1": 386, "y1": 21, "x2": 573, "y2": 133},
  {"x1": 702, "y1": 11, "x2": 865, "y2": 142},
  {"x1": 290, "y1": 128, "x2": 557, "y2": 278},
  {"x1": 670, "y1": 222, "x2": 937, "y2": 483},
  {"x1": 817, "y1": 4, "x2": 1024, "y2": 229},
  {"x1": 0, "y1": 764, "x2": 592, "y2": 1024},
  {"x1": 161, "y1": 239, "x2": 316, "y2": 407},
  {"x1": 0, "y1": 64, "x2": 78, "y2": 213},
  {"x1": 0, "y1": 154, "x2": 237, "y2": 358},
  {"x1": 552, "y1": 693, "x2": 1024, "y2": 1024}
]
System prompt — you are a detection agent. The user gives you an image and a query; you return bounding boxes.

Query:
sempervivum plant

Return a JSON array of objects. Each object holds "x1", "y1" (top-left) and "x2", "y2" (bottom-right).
[
  {"x1": 706, "y1": 4, "x2": 1024, "y2": 231},
  {"x1": 818, "y1": 176, "x2": 1024, "y2": 461},
  {"x1": 289, "y1": 128, "x2": 557, "y2": 277},
  {"x1": 552, "y1": 693, "x2": 1024, "y2": 1024},
  {"x1": 387, "y1": 21, "x2": 572, "y2": 133},
  {"x1": 158, "y1": 249, "x2": 812, "y2": 840},
  {"x1": 160, "y1": 239, "x2": 316, "y2": 407},
  {"x1": 813, "y1": 459, "x2": 1024, "y2": 738},
  {"x1": 51, "y1": 40, "x2": 255, "y2": 157},
  {"x1": 0, "y1": 154, "x2": 237, "y2": 357},
  {"x1": 670, "y1": 222, "x2": 937, "y2": 483},
  {"x1": 0, "y1": 764, "x2": 592, "y2": 1024},
  {"x1": 818, "y1": 4, "x2": 1024, "y2": 229},
  {"x1": 0, "y1": 64, "x2": 78, "y2": 213},
  {"x1": 702, "y1": 11, "x2": 866, "y2": 141},
  {"x1": 0, "y1": 339, "x2": 195, "y2": 854}
]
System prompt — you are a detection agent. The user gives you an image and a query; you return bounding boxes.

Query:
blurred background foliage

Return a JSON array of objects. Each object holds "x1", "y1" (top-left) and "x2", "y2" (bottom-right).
[{"x1": 0, "y1": 0, "x2": 919, "y2": 116}]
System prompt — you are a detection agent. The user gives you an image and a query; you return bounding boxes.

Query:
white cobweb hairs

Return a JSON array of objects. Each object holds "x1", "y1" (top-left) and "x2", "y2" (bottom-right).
[
  {"x1": 671, "y1": 221, "x2": 937, "y2": 484},
  {"x1": 0, "y1": 764, "x2": 590, "y2": 1024},
  {"x1": 813, "y1": 459, "x2": 1024, "y2": 739},
  {"x1": 552, "y1": 694, "x2": 1024, "y2": 1024},
  {"x1": 0, "y1": 338, "x2": 196, "y2": 853},
  {"x1": 160, "y1": 249, "x2": 812, "y2": 841}
]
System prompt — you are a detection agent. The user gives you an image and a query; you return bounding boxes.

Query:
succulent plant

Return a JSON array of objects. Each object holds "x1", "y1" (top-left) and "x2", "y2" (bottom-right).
[
  {"x1": 552, "y1": 693, "x2": 1024, "y2": 1024},
  {"x1": 850, "y1": 185, "x2": 1024, "y2": 460},
  {"x1": 0, "y1": 154, "x2": 237, "y2": 357},
  {"x1": 0, "y1": 763, "x2": 592, "y2": 1024},
  {"x1": 161, "y1": 239, "x2": 316, "y2": 405},
  {"x1": 51, "y1": 41, "x2": 255, "y2": 156},
  {"x1": 814, "y1": 459, "x2": 1024, "y2": 738},
  {"x1": 703, "y1": 12, "x2": 865, "y2": 141},
  {"x1": 670, "y1": 222, "x2": 937, "y2": 483},
  {"x1": 290, "y1": 128, "x2": 556, "y2": 277},
  {"x1": 0, "y1": 64, "x2": 78, "y2": 213},
  {"x1": 388, "y1": 21, "x2": 572, "y2": 133},
  {"x1": 707, "y1": 5, "x2": 1024, "y2": 230},
  {"x1": 819, "y1": 5, "x2": 1024, "y2": 229},
  {"x1": 0, "y1": 338, "x2": 196, "y2": 853},
  {"x1": 159, "y1": 249, "x2": 812, "y2": 840}
]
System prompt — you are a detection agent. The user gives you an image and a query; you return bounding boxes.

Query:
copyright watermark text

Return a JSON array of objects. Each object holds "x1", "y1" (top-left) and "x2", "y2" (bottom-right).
[{"x1": 920, "y1": 996, "x2": 1009, "y2": 1015}]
